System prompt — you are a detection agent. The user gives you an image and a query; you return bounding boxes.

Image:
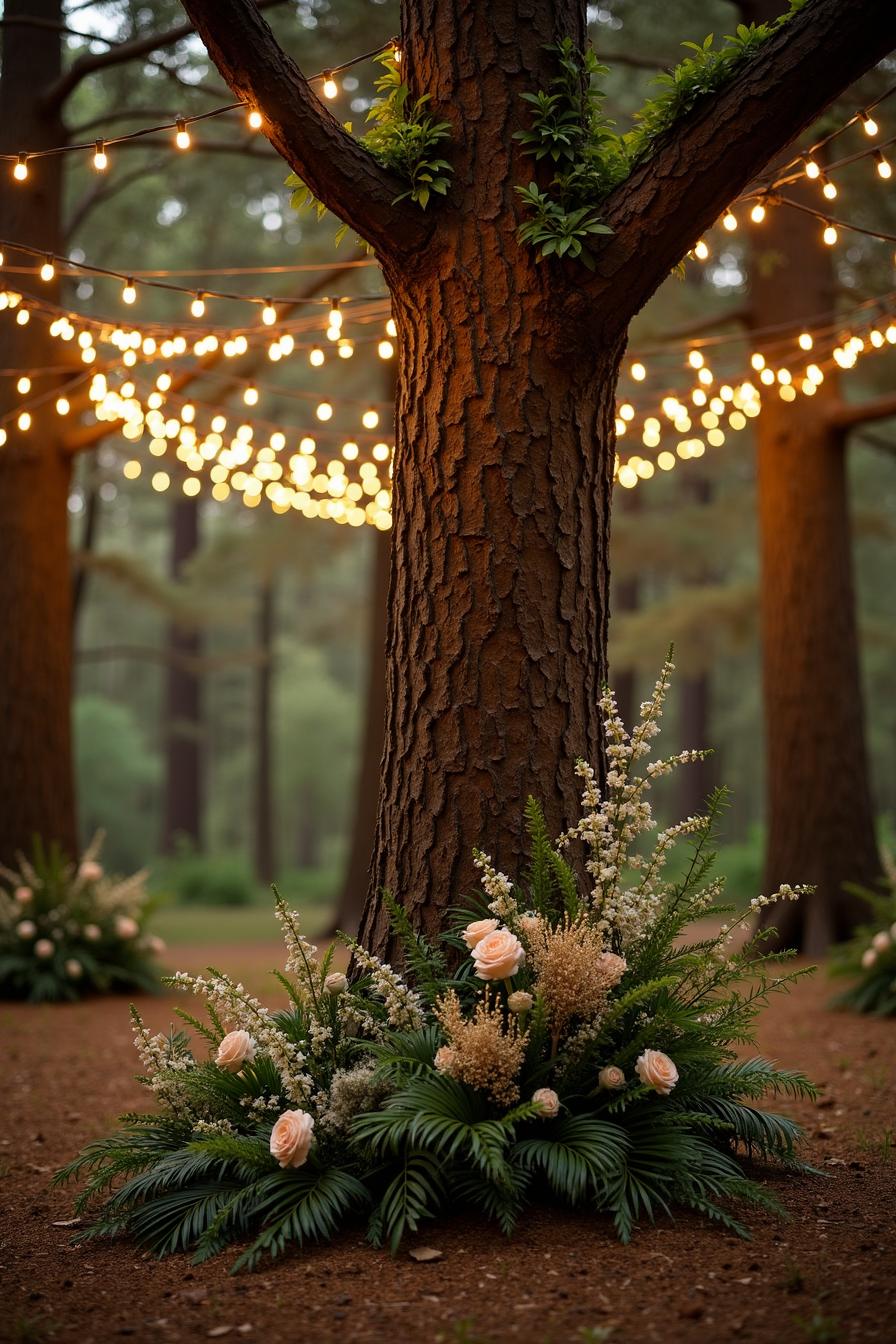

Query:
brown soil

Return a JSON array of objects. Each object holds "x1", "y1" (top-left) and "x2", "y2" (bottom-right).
[{"x1": 1, "y1": 948, "x2": 893, "y2": 1344}]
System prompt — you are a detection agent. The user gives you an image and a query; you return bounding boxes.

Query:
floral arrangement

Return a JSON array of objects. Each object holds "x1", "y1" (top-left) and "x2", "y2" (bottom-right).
[
  {"x1": 831, "y1": 870, "x2": 896, "y2": 1017},
  {"x1": 0, "y1": 834, "x2": 162, "y2": 1002},
  {"x1": 57, "y1": 661, "x2": 816, "y2": 1270}
]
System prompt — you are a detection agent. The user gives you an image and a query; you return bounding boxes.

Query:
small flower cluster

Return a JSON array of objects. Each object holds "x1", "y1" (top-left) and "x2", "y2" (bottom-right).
[
  {"x1": 434, "y1": 989, "x2": 529, "y2": 1106},
  {"x1": 0, "y1": 834, "x2": 161, "y2": 1002},
  {"x1": 833, "y1": 881, "x2": 896, "y2": 1016}
]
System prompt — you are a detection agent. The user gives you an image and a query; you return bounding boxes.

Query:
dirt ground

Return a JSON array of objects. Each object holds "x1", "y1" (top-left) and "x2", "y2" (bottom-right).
[{"x1": 1, "y1": 944, "x2": 894, "y2": 1344}]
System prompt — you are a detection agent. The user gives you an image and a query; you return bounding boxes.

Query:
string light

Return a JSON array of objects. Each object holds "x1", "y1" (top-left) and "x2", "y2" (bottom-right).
[
  {"x1": 243, "y1": 384, "x2": 259, "y2": 406},
  {"x1": 693, "y1": 239, "x2": 709, "y2": 260},
  {"x1": 122, "y1": 278, "x2": 137, "y2": 305},
  {"x1": 804, "y1": 157, "x2": 820, "y2": 179},
  {"x1": 93, "y1": 140, "x2": 108, "y2": 171},
  {"x1": 322, "y1": 71, "x2": 339, "y2": 99},
  {"x1": 16, "y1": 376, "x2": 31, "y2": 394},
  {"x1": 39, "y1": 257, "x2": 55, "y2": 282},
  {"x1": 876, "y1": 150, "x2": 892, "y2": 179},
  {"x1": 309, "y1": 346, "x2": 325, "y2": 367},
  {"x1": 247, "y1": 107, "x2": 263, "y2": 131},
  {"x1": 13, "y1": 154, "x2": 28, "y2": 182},
  {"x1": 860, "y1": 110, "x2": 879, "y2": 136},
  {"x1": 190, "y1": 292, "x2": 206, "y2": 318},
  {"x1": 722, "y1": 210, "x2": 738, "y2": 231},
  {"x1": 631, "y1": 361, "x2": 647, "y2": 381},
  {"x1": 750, "y1": 201, "x2": 767, "y2": 223},
  {"x1": 822, "y1": 220, "x2": 838, "y2": 246},
  {"x1": 798, "y1": 331, "x2": 813, "y2": 351},
  {"x1": 175, "y1": 119, "x2": 191, "y2": 151},
  {"x1": 819, "y1": 173, "x2": 837, "y2": 200},
  {"x1": 377, "y1": 339, "x2": 394, "y2": 359},
  {"x1": 261, "y1": 299, "x2": 277, "y2": 326},
  {"x1": 56, "y1": 396, "x2": 70, "y2": 415}
]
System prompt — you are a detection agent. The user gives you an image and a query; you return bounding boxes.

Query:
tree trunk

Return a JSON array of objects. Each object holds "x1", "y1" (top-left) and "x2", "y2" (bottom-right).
[
  {"x1": 678, "y1": 473, "x2": 716, "y2": 819},
  {"x1": 71, "y1": 477, "x2": 101, "y2": 633},
  {"x1": 750, "y1": 175, "x2": 880, "y2": 954},
  {"x1": 331, "y1": 526, "x2": 390, "y2": 938},
  {"x1": 610, "y1": 489, "x2": 641, "y2": 731},
  {"x1": 296, "y1": 781, "x2": 321, "y2": 870},
  {"x1": 162, "y1": 497, "x2": 204, "y2": 853},
  {"x1": 0, "y1": 0, "x2": 77, "y2": 864},
  {"x1": 254, "y1": 580, "x2": 276, "y2": 885}
]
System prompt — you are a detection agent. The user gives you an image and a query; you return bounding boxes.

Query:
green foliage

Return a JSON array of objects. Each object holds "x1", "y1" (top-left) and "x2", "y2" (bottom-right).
[
  {"x1": 830, "y1": 878, "x2": 896, "y2": 1016},
  {"x1": 156, "y1": 850, "x2": 254, "y2": 907}
]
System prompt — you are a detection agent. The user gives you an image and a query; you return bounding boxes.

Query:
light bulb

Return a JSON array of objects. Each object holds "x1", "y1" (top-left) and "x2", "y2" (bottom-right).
[
  {"x1": 243, "y1": 385, "x2": 259, "y2": 406},
  {"x1": 175, "y1": 118, "x2": 191, "y2": 150},
  {"x1": 722, "y1": 210, "x2": 737, "y2": 231},
  {"x1": 362, "y1": 408, "x2": 379, "y2": 429},
  {"x1": 386, "y1": 317, "x2": 397, "y2": 337},
  {"x1": 631, "y1": 361, "x2": 646, "y2": 381},
  {"x1": 750, "y1": 201, "x2": 766, "y2": 223},
  {"x1": 93, "y1": 140, "x2": 107, "y2": 171},
  {"x1": 337, "y1": 340, "x2": 353, "y2": 359},
  {"x1": 823, "y1": 222, "x2": 838, "y2": 246},
  {"x1": 750, "y1": 351, "x2": 765, "y2": 370},
  {"x1": 322, "y1": 72, "x2": 339, "y2": 99},
  {"x1": 688, "y1": 349, "x2": 704, "y2": 369},
  {"x1": 309, "y1": 346, "x2": 325, "y2": 367},
  {"x1": 56, "y1": 396, "x2": 70, "y2": 416},
  {"x1": 316, "y1": 401, "x2": 333, "y2": 421},
  {"x1": 328, "y1": 298, "x2": 343, "y2": 330},
  {"x1": 13, "y1": 154, "x2": 28, "y2": 182},
  {"x1": 261, "y1": 300, "x2": 276, "y2": 325},
  {"x1": 122, "y1": 278, "x2": 137, "y2": 304},
  {"x1": 377, "y1": 339, "x2": 394, "y2": 359},
  {"x1": 804, "y1": 157, "x2": 820, "y2": 179},
  {"x1": 18, "y1": 411, "x2": 31, "y2": 431},
  {"x1": 17, "y1": 376, "x2": 31, "y2": 394},
  {"x1": 190, "y1": 292, "x2": 206, "y2": 318},
  {"x1": 860, "y1": 110, "x2": 878, "y2": 136},
  {"x1": 798, "y1": 331, "x2": 813, "y2": 351},
  {"x1": 876, "y1": 151, "x2": 892, "y2": 179},
  {"x1": 247, "y1": 106, "x2": 263, "y2": 130},
  {"x1": 820, "y1": 174, "x2": 837, "y2": 200},
  {"x1": 40, "y1": 258, "x2": 55, "y2": 282},
  {"x1": 693, "y1": 238, "x2": 709, "y2": 260}
]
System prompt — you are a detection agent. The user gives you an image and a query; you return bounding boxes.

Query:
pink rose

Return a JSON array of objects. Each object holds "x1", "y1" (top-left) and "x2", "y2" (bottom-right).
[
  {"x1": 78, "y1": 860, "x2": 103, "y2": 883},
  {"x1": 14, "y1": 886, "x2": 32, "y2": 906},
  {"x1": 147, "y1": 935, "x2": 166, "y2": 955},
  {"x1": 472, "y1": 927, "x2": 525, "y2": 980},
  {"x1": 532, "y1": 1088, "x2": 560, "y2": 1118},
  {"x1": 635, "y1": 1049, "x2": 679, "y2": 1095},
  {"x1": 462, "y1": 918, "x2": 499, "y2": 950},
  {"x1": 114, "y1": 914, "x2": 139, "y2": 939},
  {"x1": 598, "y1": 1065, "x2": 626, "y2": 1090},
  {"x1": 599, "y1": 952, "x2": 627, "y2": 984},
  {"x1": 65, "y1": 958, "x2": 83, "y2": 979},
  {"x1": 861, "y1": 948, "x2": 877, "y2": 969},
  {"x1": 34, "y1": 938, "x2": 54, "y2": 959},
  {"x1": 215, "y1": 1029, "x2": 255, "y2": 1073},
  {"x1": 872, "y1": 931, "x2": 891, "y2": 953},
  {"x1": 270, "y1": 1109, "x2": 315, "y2": 1169},
  {"x1": 434, "y1": 1045, "x2": 456, "y2": 1073},
  {"x1": 84, "y1": 923, "x2": 102, "y2": 942},
  {"x1": 16, "y1": 920, "x2": 36, "y2": 939}
]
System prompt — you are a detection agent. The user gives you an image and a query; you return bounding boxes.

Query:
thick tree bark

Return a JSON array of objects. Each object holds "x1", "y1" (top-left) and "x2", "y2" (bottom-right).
[
  {"x1": 750, "y1": 177, "x2": 881, "y2": 955},
  {"x1": 162, "y1": 498, "x2": 204, "y2": 853},
  {"x1": 180, "y1": 0, "x2": 896, "y2": 958},
  {"x1": 0, "y1": 0, "x2": 77, "y2": 865},
  {"x1": 254, "y1": 580, "x2": 276, "y2": 885}
]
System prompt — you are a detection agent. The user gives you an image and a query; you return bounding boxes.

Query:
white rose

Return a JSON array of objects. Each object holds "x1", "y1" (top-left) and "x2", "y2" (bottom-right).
[
  {"x1": 78, "y1": 860, "x2": 103, "y2": 883},
  {"x1": 16, "y1": 920, "x2": 36, "y2": 939},
  {"x1": 532, "y1": 1088, "x2": 560, "y2": 1118},
  {"x1": 215, "y1": 1029, "x2": 255, "y2": 1073},
  {"x1": 635, "y1": 1049, "x2": 679, "y2": 1095},
  {"x1": 324, "y1": 971, "x2": 348, "y2": 996},
  {"x1": 507, "y1": 990, "x2": 533, "y2": 1014},
  {"x1": 598, "y1": 1065, "x2": 626, "y2": 1090},
  {"x1": 861, "y1": 948, "x2": 877, "y2": 969},
  {"x1": 434, "y1": 1045, "x2": 457, "y2": 1073},
  {"x1": 34, "y1": 939, "x2": 55, "y2": 959},
  {"x1": 65, "y1": 959, "x2": 83, "y2": 979},
  {"x1": 472, "y1": 927, "x2": 525, "y2": 980},
  {"x1": 872, "y1": 931, "x2": 891, "y2": 952},
  {"x1": 84, "y1": 923, "x2": 102, "y2": 942},
  {"x1": 269, "y1": 1109, "x2": 315, "y2": 1169},
  {"x1": 14, "y1": 886, "x2": 32, "y2": 906},
  {"x1": 114, "y1": 914, "x2": 139, "y2": 939},
  {"x1": 461, "y1": 918, "x2": 498, "y2": 949}
]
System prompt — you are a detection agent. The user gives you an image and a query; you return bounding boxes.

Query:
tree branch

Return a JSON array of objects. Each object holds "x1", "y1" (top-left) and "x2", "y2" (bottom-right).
[
  {"x1": 592, "y1": 0, "x2": 896, "y2": 325},
  {"x1": 830, "y1": 391, "x2": 896, "y2": 431},
  {"x1": 177, "y1": 0, "x2": 432, "y2": 261}
]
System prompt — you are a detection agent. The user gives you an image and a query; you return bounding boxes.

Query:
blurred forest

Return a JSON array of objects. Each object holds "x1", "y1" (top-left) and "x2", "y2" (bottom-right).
[{"x1": 37, "y1": 0, "x2": 894, "y2": 922}]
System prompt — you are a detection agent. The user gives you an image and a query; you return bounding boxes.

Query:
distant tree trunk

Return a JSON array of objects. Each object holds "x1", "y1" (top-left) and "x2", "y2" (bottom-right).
[
  {"x1": 749, "y1": 164, "x2": 880, "y2": 953},
  {"x1": 0, "y1": 0, "x2": 77, "y2": 864},
  {"x1": 296, "y1": 781, "x2": 321, "y2": 870},
  {"x1": 331, "y1": 527, "x2": 390, "y2": 937},
  {"x1": 678, "y1": 474, "x2": 716, "y2": 819},
  {"x1": 162, "y1": 497, "x2": 204, "y2": 853},
  {"x1": 610, "y1": 488, "x2": 641, "y2": 730},
  {"x1": 71, "y1": 477, "x2": 100, "y2": 633},
  {"x1": 254, "y1": 580, "x2": 276, "y2": 884}
]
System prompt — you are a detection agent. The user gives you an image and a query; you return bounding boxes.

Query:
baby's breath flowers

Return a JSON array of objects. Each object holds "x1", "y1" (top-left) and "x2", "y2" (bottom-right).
[{"x1": 435, "y1": 990, "x2": 528, "y2": 1106}]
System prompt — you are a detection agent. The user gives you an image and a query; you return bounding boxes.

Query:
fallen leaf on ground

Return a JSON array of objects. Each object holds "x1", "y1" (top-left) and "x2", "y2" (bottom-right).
[{"x1": 409, "y1": 1247, "x2": 443, "y2": 1262}]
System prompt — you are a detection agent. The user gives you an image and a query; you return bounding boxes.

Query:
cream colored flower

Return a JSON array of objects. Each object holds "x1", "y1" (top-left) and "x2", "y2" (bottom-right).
[
  {"x1": 14, "y1": 886, "x2": 32, "y2": 906},
  {"x1": 215, "y1": 1029, "x2": 255, "y2": 1073},
  {"x1": 434, "y1": 1045, "x2": 457, "y2": 1073},
  {"x1": 472, "y1": 927, "x2": 525, "y2": 980},
  {"x1": 462, "y1": 918, "x2": 499, "y2": 950},
  {"x1": 519, "y1": 913, "x2": 542, "y2": 936},
  {"x1": 16, "y1": 920, "x2": 36, "y2": 939},
  {"x1": 507, "y1": 990, "x2": 533, "y2": 1014},
  {"x1": 861, "y1": 948, "x2": 877, "y2": 969},
  {"x1": 65, "y1": 959, "x2": 83, "y2": 979},
  {"x1": 872, "y1": 931, "x2": 891, "y2": 953},
  {"x1": 147, "y1": 935, "x2": 166, "y2": 954},
  {"x1": 324, "y1": 971, "x2": 348, "y2": 995},
  {"x1": 78, "y1": 860, "x2": 103, "y2": 883},
  {"x1": 598, "y1": 1065, "x2": 626, "y2": 1090},
  {"x1": 34, "y1": 939, "x2": 54, "y2": 959},
  {"x1": 84, "y1": 923, "x2": 102, "y2": 942},
  {"x1": 434, "y1": 990, "x2": 527, "y2": 1107},
  {"x1": 532, "y1": 1087, "x2": 560, "y2": 1118},
  {"x1": 635, "y1": 1049, "x2": 678, "y2": 1095},
  {"x1": 114, "y1": 914, "x2": 139, "y2": 940},
  {"x1": 270, "y1": 1109, "x2": 315, "y2": 1168}
]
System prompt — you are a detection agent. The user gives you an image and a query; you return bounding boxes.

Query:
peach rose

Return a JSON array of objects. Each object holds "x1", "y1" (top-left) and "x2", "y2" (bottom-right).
[
  {"x1": 462, "y1": 918, "x2": 499, "y2": 950},
  {"x1": 890, "y1": 921, "x2": 896, "y2": 941},
  {"x1": 14, "y1": 886, "x2": 32, "y2": 906},
  {"x1": 147, "y1": 935, "x2": 166, "y2": 955},
  {"x1": 324, "y1": 971, "x2": 348, "y2": 995},
  {"x1": 16, "y1": 920, "x2": 36, "y2": 939},
  {"x1": 78, "y1": 860, "x2": 103, "y2": 883},
  {"x1": 872, "y1": 931, "x2": 891, "y2": 953},
  {"x1": 532, "y1": 1088, "x2": 560, "y2": 1118},
  {"x1": 84, "y1": 923, "x2": 102, "y2": 942},
  {"x1": 215, "y1": 1029, "x2": 255, "y2": 1073},
  {"x1": 270, "y1": 1109, "x2": 315, "y2": 1169},
  {"x1": 599, "y1": 952, "x2": 627, "y2": 984},
  {"x1": 434, "y1": 1045, "x2": 457, "y2": 1073},
  {"x1": 472, "y1": 927, "x2": 525, "y2": 980},
  {"x1": 598, "y1": 1065, "x2": 626, "y2": 1090},
  {"x1": 507, "y1": 990, "x2": 533, "y2": 1014},
  {"x1": 114, "y1": 914, "x2": 139, "y2": 940},
  {"x1": 34, "y1": 938, "x2": 54, "y2": 959},
  {"x1": 635, "y1": 1049, "x2": 679, "y2": 1095},
  {"x1": 861, "y1": 948, "x2": 877, "y2": 969},
  {"x1": 65, "y1": 958, "x2": 83, "y2": 979}
]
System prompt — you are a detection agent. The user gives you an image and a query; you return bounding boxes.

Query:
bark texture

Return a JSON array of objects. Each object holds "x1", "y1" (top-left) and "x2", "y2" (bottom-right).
[
  {"x1": 162, "y1": 498, "x2": 204, "y2": 853},
  {"x1": 0, "y1": 0, "x2": 77, "y2": 865}
]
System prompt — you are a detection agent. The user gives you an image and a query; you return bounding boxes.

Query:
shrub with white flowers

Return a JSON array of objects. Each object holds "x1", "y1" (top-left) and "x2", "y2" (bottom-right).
[
  {"x1": 0, "y1": 834, "x2": 161, "y2": 1002},
  {"x1": 832, "y1": 869, "x2": 896, "y2": 1017},
  {"x1": 57, "y1": 660, "x2": 816, "y2": 1269}
]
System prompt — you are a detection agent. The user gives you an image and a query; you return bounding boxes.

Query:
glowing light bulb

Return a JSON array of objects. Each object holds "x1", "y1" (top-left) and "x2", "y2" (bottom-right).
[
  {"x1": 13, "y1": 154, "x2": 28, "y2": 182},
  {"x1": 804, "y1": 157, "x2": 820, "y2": 179},
  {"x1": 337, "y1": 340, "x2": 353, "y2": 359},
  {"x1": 309, "y1": 346, "x2": 325, "y2": 367},
  {"x1": 156, "y1": 371, "x2": 172, "y2": 392},
  {"x1": 17, "y1": 376, "x2": 31, "y2": 394},
  {"x1": 328, "y1": 298, "x2": 343, "y2": 330},
  {"x1": 750, "y1": 351, "x2": 765, "y2": 370},
  {"x1": 18, "y1": 411, "x2": 32, "y2": 431},
  {"x1": 190, "y1": 292, "x2": 206, "y2": 318},
  {"x1": 322, "y1": 72, "x2": 339, "y2": 99},
  {"x1": 750, "y1": 201, "x2": 766, "y2": 223},
  {"x1": 40, "y1": 257, "x2": 55, "y2": 282},
  {"x1": 56, "y1": 396, "x2": 70, "y2": 416},
  {"x1": 16, "y1": 308, "x2": 29, "y2": 325},
  {"x1": 175, "y1": 118, "x2": 191, "y2": 150},
  {"x1": 820, "y1": 173, "x2": 837, "y2": 200},
  {"x1": 860, "y1": 110, "x2": 878, "y2": 136},
  {"x1": 386, "y1": 317, "x2": 397, "y2": 337},
  {"x1": 243, "y1": 385, "x2": 259, "y2": 406},
  {"x1": 122, "y1": 278, "x2": 137, "y2": 304},
  {"x1": 876, "y1": 151, "x2": 892, "y2": 179},
  {"x1": 823, "y1": 221, "x2": 838, "y2": 246},
  {"x1": 378, "y1": 339, "x2": 394, "y2": 359},
  {"x1": 688, "y1": 349, "x2": 704, "y2": 369},
  {"x1": 722, "y1": 210, "x2": 737, "y2": 231},
  {"x1": 362, "y1": 408, "x2": 379, "y2": 429},
  {"x1": 247, "y1": 106, "x2": 263, "y2": 130},
  {"x1": 631, "y1": 361, "x2": 646, "y2": 381},
  {"x1": 316, "y1": 401, "x2": 333, "y2": 421},
  {"x1": 693, "y1": 238, "x2": 709, "y2": 260},
  {"x1": 93, "y1": 140, "x2": 107, "y2": 171},
  {"x1": 261, "y1": 299, "x2": 277, "y2": 325},
  {"x1": 798, "y1": 331, "x2": 813, "y2": 351}
]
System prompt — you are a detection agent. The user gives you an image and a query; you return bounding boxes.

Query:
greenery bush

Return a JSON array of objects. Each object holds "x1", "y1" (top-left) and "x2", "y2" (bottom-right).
[
  {"x1": 831, "y1": 874, "x2": 896, "y2": 1016},
  {"x1": 157, "y1": 851, "x2": 255, "y2": 907}
]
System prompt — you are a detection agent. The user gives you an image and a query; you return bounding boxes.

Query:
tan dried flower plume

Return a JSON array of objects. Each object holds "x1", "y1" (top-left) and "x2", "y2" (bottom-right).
[
  {"x1": 434, "y1": 989, "x2": 528, "y2": 1107},
  {"x1": 525, "y1": 914, "x2": 625, "y2": 1042}
]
